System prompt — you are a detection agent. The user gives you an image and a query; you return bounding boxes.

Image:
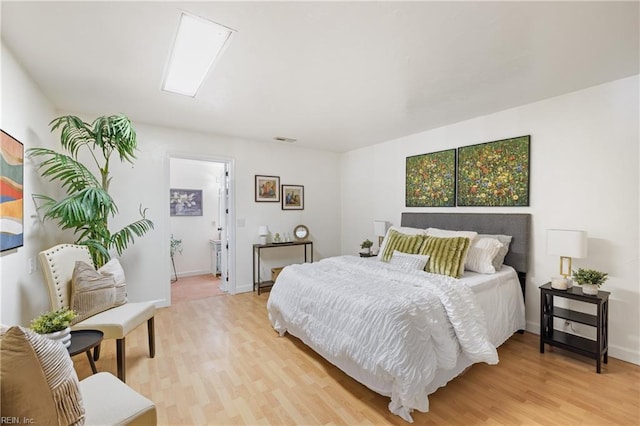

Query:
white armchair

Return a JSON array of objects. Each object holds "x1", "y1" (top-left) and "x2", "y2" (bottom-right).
[{"x1": 39, "y1": 244, "x2": 156, "y2": 382}]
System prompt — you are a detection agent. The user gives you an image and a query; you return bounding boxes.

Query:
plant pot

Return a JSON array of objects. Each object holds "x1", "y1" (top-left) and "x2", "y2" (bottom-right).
[
  {"x1": 362, "y1": 247, "x2": 371, "y2": 254},
  {"x1": 581, "y1": 284, "x2": 599, "y2": 295},
  {"x1": 43, "y1": 326, "x2": 71, "y2": 348}
]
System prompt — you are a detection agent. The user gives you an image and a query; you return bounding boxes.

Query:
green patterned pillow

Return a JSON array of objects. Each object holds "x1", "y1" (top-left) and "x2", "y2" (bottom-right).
[
  {"x1": 380, "y1": 229, "x2": 426, "y2": 262},
  {"x1": 418, "y1": 236, "x2": 471, "y2": 278}
]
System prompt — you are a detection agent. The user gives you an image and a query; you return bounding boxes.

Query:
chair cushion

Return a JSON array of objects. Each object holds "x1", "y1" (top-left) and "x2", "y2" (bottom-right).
[
  {"x1": 71, "y1": 261, "x2": 117, "y2": 325},
  {"x1": 0, "y1": 326, "x2": 85, "y2": 425},
  {"x1": 71, "y1": 302, "x2": 156, "y2": 340},
  {"x1": 80, "y1": 372, "x2": 156, "y2": 425}
]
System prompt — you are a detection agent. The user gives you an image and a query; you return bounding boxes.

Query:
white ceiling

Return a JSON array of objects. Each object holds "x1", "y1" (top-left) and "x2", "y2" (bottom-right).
[{"x1": 2, "y1": 1, "x2": 638, "y2": 153}]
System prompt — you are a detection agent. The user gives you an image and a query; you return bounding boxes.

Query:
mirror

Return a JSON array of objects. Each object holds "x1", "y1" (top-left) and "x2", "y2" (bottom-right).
[{"x1": 294, "y1": 225, "x2": 309, "y2": 241}]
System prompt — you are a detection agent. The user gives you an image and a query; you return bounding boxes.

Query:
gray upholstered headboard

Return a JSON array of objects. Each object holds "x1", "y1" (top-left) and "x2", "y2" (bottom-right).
[{"x1": 401, "y1": 212, "x2": 531, "y2": 274}]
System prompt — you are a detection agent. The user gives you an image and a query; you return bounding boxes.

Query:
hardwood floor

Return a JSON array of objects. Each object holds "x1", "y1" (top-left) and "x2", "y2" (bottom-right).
[
  {"x1": 72, "y1": 292, "x2": 640, "y2": 425},
  {"x1": 171, "y1": 274, "x2": 224, "y2": 304}
]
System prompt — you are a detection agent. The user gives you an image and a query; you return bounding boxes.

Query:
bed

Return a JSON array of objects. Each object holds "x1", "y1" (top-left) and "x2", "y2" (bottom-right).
[{"x1": 267, "y1": 213, "x2": 530, "y2": 422}]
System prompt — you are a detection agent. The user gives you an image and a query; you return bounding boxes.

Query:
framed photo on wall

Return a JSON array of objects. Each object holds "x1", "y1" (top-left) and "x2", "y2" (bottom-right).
[
  {"x1": 255, "y1": 175, "x2": 280, "y2": 202},
  {"x1": 0, "y1": 130, "x2": 24, "y2": 252},
  {"x1": 457, "y1": 135, "x2": 530, "y2": 206},
  {"x1": 282, "y1": 185, "x2": 304, "y2": 210},
  {"x1": 405, "y1": 148, "x2": 456, "y2": 207},
  {"x1": 170, "y1": 188, "x2": 203, "y2": 216}
]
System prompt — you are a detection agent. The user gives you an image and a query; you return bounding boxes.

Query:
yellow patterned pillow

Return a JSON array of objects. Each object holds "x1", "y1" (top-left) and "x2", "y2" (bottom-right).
[
  {"x1": 380, "y1": 229, "x2": 426, "y2": 262},
  {"x1": 418, "y1": 236, "x2": 471, "y2": 278}
]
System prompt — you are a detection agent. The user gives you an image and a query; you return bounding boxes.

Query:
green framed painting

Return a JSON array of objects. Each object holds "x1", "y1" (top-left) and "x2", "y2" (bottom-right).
[
  {"x1": 457, "y1": 135, "x2": 530, "y2": 207},
  {"x1": 406, "y1": 149, "x2": 456, "y2": 207}
]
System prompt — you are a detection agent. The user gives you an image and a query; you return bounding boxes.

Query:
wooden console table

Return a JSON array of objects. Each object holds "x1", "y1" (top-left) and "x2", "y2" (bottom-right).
[{"x1": 252, "y1": 241, "x2": 313, "y2": 295}]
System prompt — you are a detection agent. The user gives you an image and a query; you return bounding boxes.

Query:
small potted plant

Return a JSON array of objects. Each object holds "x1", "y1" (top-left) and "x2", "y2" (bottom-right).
[
  {"x1": 360, "y1": 239, "x2": 373, "y2": 255},
  {"x1": 572, "y1": 268, "x2": 608, "y2": 295},
  {"x1": 30, "y1": 307, "x2": 77, "y2": 347}
]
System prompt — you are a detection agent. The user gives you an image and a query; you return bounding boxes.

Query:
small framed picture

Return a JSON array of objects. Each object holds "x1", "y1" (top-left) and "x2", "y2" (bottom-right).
[
  {"x1": 255, "y1": 175, "x2": 280, "y2": 202},
  {"x1": 170, "y1": 188, "x2": 203, "y2": 216},
  {"x1": 282, "y1": 185, "x2": 304, "y2": 210}
]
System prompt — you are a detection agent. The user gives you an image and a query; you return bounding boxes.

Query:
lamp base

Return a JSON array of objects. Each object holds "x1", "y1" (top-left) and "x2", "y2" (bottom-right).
[
  {"x1": 551, "y1": 276, "x2": 568, "y2": 290},
  {"x1": 259, "y1": 236, "x2": 267, "y2": 245}
]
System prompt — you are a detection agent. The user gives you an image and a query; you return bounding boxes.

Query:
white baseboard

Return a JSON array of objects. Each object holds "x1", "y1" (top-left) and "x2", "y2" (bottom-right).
[{"x1": 176, "y1": 269, "x2": 212, "y2": 278}]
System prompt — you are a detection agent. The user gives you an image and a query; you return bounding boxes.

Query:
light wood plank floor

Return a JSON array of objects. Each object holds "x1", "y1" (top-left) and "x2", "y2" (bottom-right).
[{"x1": 73, "y1": 292, "x2": 640, "y2": 425}]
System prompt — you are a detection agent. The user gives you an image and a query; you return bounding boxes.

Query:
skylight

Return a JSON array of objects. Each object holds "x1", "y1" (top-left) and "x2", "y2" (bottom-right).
[{"x1": 162, "y1": 12, "x2": 234, "y2": 97}]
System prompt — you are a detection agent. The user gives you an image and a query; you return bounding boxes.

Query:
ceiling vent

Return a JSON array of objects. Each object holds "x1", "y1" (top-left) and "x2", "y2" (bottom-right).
[{"x1": 273, "y1": 137, "x2": 297, "y2": 143}]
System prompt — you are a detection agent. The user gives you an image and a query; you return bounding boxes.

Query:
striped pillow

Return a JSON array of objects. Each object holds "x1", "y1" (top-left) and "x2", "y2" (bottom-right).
[
  {"x1": 418, "y1": 236, "x2": 471, "y2": 278},
  {"x1": 71, "y1": 261, "x2": 116, "y2": 325},
  {"x1": 380, "y1": 229, "x2": 426, "y2": 262}
]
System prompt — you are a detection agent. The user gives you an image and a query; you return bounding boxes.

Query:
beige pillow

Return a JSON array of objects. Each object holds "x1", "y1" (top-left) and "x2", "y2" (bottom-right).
[
  {"x1": 98, "y1": 259, "x2": 127, "y2": 306},
  {"x1": 0, "y1": 326, "x2": 85, "y2": 425},
  {"x1": 71, "y1": 261, "x2": 116, "y2": 325}
]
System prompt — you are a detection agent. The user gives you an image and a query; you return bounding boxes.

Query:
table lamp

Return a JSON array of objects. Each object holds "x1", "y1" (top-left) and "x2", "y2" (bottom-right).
[
  {"x1": 547, "y1": 229, "x2": 587, "y2": 289},
  {"x1": 373, "y1": 220, "x2": 388, "y2": 252},
  {"x1": 258, "y1": 225, "x2": 269, "y2": 245}
]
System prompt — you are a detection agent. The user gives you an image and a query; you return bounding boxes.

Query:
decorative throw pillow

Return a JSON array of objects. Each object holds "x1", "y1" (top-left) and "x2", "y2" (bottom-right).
[
  {"x1": 98, "y1": 259, "x2": 127, "y2": 306},
  {"x1": 71, "y1": 261, "x2": 116, "y2": 325},
  {"x1": 418, "y1": 235, "x2": 471, "y2": 278},
  {"x1": 0, "y1": 326, "x2": 85, "y2": 425},
  {"x1": 479, "y1": 233, "x2": 513, "y2": 271},
  {"x1": 380, "y1": 229, "x2": 426, "y2": 262},
  {"x1": 377, "y1": 226, "x2": 426, "y2": 260},
  {"x1": 465, "y1": 237, "x2": 503, "y2": 274},
  {"x1": 389, "y1": 250, "x2": 430, "y2": 271}
]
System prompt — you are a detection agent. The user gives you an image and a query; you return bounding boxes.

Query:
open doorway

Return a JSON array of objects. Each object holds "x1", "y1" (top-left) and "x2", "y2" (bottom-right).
[{"x1": 168, "y1": 155, "x2": 235, "y2": 303}]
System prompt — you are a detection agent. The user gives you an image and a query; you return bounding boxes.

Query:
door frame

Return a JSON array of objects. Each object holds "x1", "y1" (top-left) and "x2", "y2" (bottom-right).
[{"x1": 166, "y1": 152, "x2": 237, "y2": 297}]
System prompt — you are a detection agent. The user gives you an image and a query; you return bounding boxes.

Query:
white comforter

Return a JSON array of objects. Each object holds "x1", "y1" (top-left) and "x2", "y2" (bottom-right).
[{"x1": 267, "y1": 255, "x2": 499, "y2": 422}]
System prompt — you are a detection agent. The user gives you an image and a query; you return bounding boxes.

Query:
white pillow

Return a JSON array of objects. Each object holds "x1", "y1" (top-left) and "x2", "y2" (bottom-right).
[
  {"x1": 389, "y1": 250, "x2": 430, "y2": 271},
  {"x1": 425, "y1": 227, "x2": 478, "y2": 242},
  {"x1": 478, "y1": 234, "x2": 512, "y2": 271},
  {"x1": 377, "y1": 226, "x2": 427, "y2": 259},
  {"x1": 465, "y1": 237, "x2": 503, "y2": 274}
]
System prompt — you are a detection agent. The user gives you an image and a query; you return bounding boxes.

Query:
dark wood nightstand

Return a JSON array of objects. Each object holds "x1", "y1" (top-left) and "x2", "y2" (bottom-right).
[{"x1": 539, "y1": 282, "x2": 609, "y2": 373}]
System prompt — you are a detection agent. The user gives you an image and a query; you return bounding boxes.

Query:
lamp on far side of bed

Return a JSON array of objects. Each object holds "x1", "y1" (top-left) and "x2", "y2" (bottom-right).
[
  {"x1": 547, "y1": 229, "x2": 588, "y2": 289},
  {"x1": 373, "y1": 220, "x2": 388, "y2": 252},
  {"x1": 258, "y1": 225, "x2": 269, "y2": 245}
]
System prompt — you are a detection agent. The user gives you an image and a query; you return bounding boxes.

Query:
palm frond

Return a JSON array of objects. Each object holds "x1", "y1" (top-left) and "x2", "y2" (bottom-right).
[
  {"x1": 108, "y1": 218, "x2": 154, "y2": 256},
  {"x1": 49, "y1": 116, "x2": 95, "y2": 158},
  {"x1": 27, "y1": 148, "x2": 100, "y2": 193},
  {"x1": 92, "y1": 114, "x2": 137, "y2": 164}
]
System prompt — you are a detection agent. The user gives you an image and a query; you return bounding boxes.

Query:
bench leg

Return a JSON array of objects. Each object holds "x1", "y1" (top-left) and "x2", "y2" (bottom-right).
[
  {"x1": 148, "y1": 317, "x2": 156, "y2": 358},
  {"x1": 116, "y1": 338, "x2": 126, "y2": 382}
]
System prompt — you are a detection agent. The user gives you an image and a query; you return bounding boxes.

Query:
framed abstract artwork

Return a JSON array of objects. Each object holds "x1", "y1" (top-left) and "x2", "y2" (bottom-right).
[
  {"x1": 282, "y1": 184, "x2": 304, "y2": 210},
  {"x1": 255, "y1": 175, "x2": 280, "y2": 202},
  {"x1": 457, "y1": 135, "x2": 530, "y2": 207},
  {"x1": 170, "y1": 188, "x2": 203, "y2": 216},
  {"x1": 405, "y1": 149, "x2": 456, "y2": 207},
  {"x1": 1, "y1": 130, "x2": 24, "y2": 252}
]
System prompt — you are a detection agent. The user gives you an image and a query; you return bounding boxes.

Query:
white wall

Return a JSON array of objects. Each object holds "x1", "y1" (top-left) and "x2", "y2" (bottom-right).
[
  {"x1": 169, "y1": 158, "x2": 224, "y2": 277},
  {"x1": 0, "y1": 44, "x2": 61, "y2": 325},
  {"x1": 341, "y1": 75, "x2": 640, "y2": 364}
]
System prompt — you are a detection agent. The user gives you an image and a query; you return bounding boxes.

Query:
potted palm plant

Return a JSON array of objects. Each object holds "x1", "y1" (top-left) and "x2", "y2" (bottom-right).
[
  {"x1": 30, "y1": 308, "x2": 77, "y2": 347},
  {"x1": 572, "y1": 268, "x2": 608, "y2": 295},
  {"x1": 27, "y1": 114, "x2": 154, "y2": 267}
]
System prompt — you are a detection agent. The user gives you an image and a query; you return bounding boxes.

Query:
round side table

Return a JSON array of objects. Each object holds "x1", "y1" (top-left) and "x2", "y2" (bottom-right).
[{"x1": 68, "y1": 330, "x2": 104, "y2": 374}]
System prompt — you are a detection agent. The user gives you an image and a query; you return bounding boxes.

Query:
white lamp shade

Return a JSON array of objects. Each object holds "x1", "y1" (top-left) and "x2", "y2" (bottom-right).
[
  {"x1": 373, "y1": 220, "x2": 388, "y2": 237},
  {"x1": 547, "y1": 229, "x2": 588, "y2": 258},
  {"x1": 258, "y1": 225, "x2": 269, "y2": 236}
]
